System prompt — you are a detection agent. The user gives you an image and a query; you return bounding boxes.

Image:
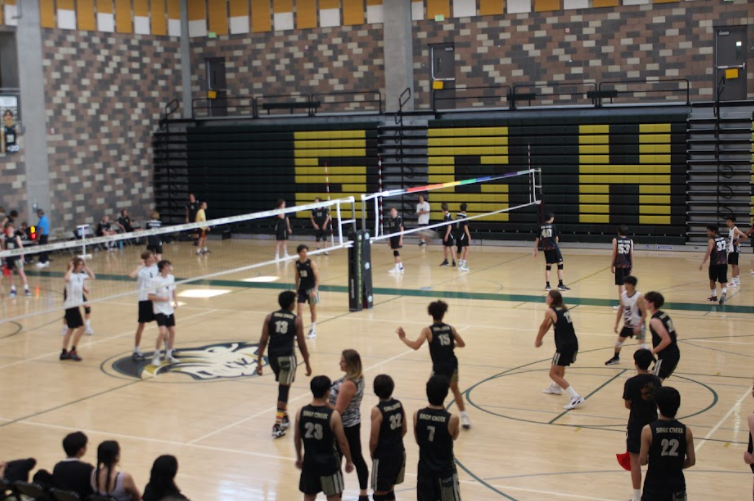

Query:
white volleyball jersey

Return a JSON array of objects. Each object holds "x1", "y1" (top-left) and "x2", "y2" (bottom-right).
[{"x1": 622, "y1": 290, "x2": 643, "y2": 328}]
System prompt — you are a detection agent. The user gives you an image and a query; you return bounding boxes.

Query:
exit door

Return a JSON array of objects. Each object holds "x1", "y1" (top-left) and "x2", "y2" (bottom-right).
[
  {"x1": 430, "y1": 44, "x2": 455, "y2": 110},
  {"x1": 715, "y1": 26, "x2": 748, "y2": 101},
  {"x1": 206, "y1": 57, "x2": 228, "y2": 116}
]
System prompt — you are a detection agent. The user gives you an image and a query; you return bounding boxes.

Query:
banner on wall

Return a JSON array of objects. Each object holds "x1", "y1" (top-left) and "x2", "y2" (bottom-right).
[{"x1": 0, "y1": 95, "x2": 19, "y2": 155}]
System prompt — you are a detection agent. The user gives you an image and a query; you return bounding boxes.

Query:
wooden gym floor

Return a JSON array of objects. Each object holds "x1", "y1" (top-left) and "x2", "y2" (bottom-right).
[{"x1": 1, "y1": 239, "x2": 753, "y2": 500}]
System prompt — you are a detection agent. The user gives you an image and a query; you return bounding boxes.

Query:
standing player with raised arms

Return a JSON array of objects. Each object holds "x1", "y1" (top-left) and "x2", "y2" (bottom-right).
[
  {"x1": 369, "y1": 375, "x2": 407, "y2": 501},
  {"x1": 533, "y1": 212, "x2": 570, "y2": 291},
  {"x1": 612, "y1": 225, "x2": 634, "y2": 307},
  {"x1": 644, "y1": 291, "x2": 681, "y2": 382},
  {"x1": 536, "y1": 290, "x2": 584, "y2": 410},
  {"x1": 257, "y1": 290, "x2": 312, "y2": 439},
  {"x1": 438, "y1": 203, "x2": 456, "y2": 267},
  {"x1": 295, "y1": 245, "x2": 320, "y2": 339},
  {"x1": 397, "y1": 300, "x2": 471, "y2": 429},
  {"x1": 699, "y1": 224, "x2": 728, "y2": 305},
  {"x1": 310, "y1": 198, "x2": 331, "y2": 256},
  {"x1": 605, "y1": 275, "x2": 648, "y2": 366}
]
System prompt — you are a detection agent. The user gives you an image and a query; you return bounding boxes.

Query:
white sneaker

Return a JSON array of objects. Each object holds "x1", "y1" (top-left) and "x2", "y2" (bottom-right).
[
  {"x1": 165, "y1": 354, "x2": 179, "y2": 363},
  {"x1": 459, "y1": 265, "x2": 469, "y2": 272},
  {"x1": 274, "y1": 254, "x2": 280, "y2": 261},
  {"x1": 399, "y1": 266, "x2": 404, "y2": 273},
  {"x1": 151, "y1": 355, "x2": 161, "y2": 366},
  {"x1": 612, "y1": 305, "x2": 619, "y2": 310},
  {"x1": 461, "y1": 414, "x2": 471, "y2": 429},
  {"x1": 542, "y1": 385, "x2": 562, "y2": 395},
  {"x1": 84, "y1": 327, "x2": 94, "y2": 336},
  {"x1": 389, "y1": 268, "x2": 399, "y2": 274},
  {"x1": 307, "y1": 329, "x2": 316, "y2": 339},
  {"x1": 35, "y1": 262, "x2": 45, "y2": 268},
  {"x1": 564, "y1": 396, "x2": 585, "y2": 410}
]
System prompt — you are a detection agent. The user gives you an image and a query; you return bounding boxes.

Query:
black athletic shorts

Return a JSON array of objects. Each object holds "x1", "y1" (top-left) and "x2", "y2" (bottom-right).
[
  {"x1": 299, "y1": 466, "x2": 344, "y2": 496},
  {"x1": 65, "y1": 307, "x2": 84, "y2": 329},
  {"x1": 653, "y1": 354, "x2": 680, "y2": 380},
  {"x1": 390, "y1": 236, "x2": 402, "y2": 250},
  {"x1": 443, "y1": 235, "x2": 455, "y2": 248},
  {"x1": 276, "y1": 229, "x2": 288, "y2": 241},
  {"x1": 728, "y1": 252, "x2": 739, "y2": 266},
  {"x1": 314, "y1": 226, "x2": 330, "y2": 242},
  {"x1": 146, "y1": 244, "x2": 163, "y2": 255},
  {"x1": 626, "y1": 426, "x2": 643, "y2": 454},
  {"x1": 4, "y1": 257, "x2": 20, "y2": 270},
  {"x1": 552, "y1": 348, "x2": 578, "y2": 367},
  {"x1": 138, "y1": 300, "x2": 155, "y2": 323},
  {"x1": 708, "y1": 264, "x2": 728, "y2": 283},
  {"x1": 456, "y1": 236, "x2": 468, "y2": 249},
  {"x1": 544, "y1": 248, "x2": 563, "y2": 264},
  {"x1": 641, "y1": 488, "x2": 687, "y2": 501},
  {"x1": 155, "y1": 313, "x2": 176, "y2": 328},
  {"x1": 619, "y1": 325, "x2": 645, "y2": 339},
  {"x1": 432, "y1": 365, "x2": 459, "y2": 386},
  {"x1": 297, "y1": 288, "x2": 319, "y2": 305},
  {"x1": 615, "y1": 267, "x2": 632, "y2": 286},
  {"x1": 269, "y1": 354, "x2": 297, "y2": 385},
  {"x1": 417, "y1": 469, "x2": 461, "y2": 501},
  {"x1": 371, "y1": 452, "x2": 406, "y2": 492}
]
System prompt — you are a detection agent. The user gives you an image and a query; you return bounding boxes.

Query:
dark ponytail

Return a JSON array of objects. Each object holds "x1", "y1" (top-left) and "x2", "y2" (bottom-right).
[
  {"x1": 548, "y1": 290, "x2": 567, "y2": 311},
  {"x1": 148, "y1": 455, "x2": 180, "y2": 498},
  {"x1": 95, "y1": 440, "x2": 120, "y2": 493}
]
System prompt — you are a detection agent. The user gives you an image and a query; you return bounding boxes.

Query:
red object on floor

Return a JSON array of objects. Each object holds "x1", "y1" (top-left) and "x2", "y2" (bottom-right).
[{"x1": 616, "y1": 451, "x2": 631, "y2": 471}]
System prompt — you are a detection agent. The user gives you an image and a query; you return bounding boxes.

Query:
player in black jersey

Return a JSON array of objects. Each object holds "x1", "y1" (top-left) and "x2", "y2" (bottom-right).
[
  {"x1": 612, "y1": 225, "x2": 634, "y2": 305},
  {"x1": 397, "y1": 300, "x2": 471, "y2": 429},
  {"x1": 2, "y1": 222, "x2": 31, "y2": 298},
  {"x1": 644, "y1": 292, "x2": 681, "y2": 382},
  {"x1": 295, "y1": 245, "x2": 320, "y2": 339},
  {"x1": 311, "y1": 198, "x2": 331, "y2": 255},
  {"x1": 295, "y1": 375, "x2": 354, "y2": 501},
  {"x1": 699, "y1": 224, "x2": 728, "y2": 305},
  {"x1": 536, "y1": 290, "x2": 584, "y2": 410},
  {"x1": 385, "y1": 207, "x2": 404, "y2": 274},
  {"x1": 369, "y1": 375, "x2": 406, "y2": 501},
  {"x1": 455, "y1": 203, "x2": 471, "y2": 271},
  {"x1": 414, "y1": 375, "x2": 461, "y2": 501},
  {"x1": 274, "y1": 199, "x2": 293, "y2": 261},
  {"x1": 439, "y1": 203, "x2": 457, "y2": 267},
  {"x1": 258, "y1": 291, "x2": 313, "y2": 439},
  {"x1": 533, "y1": 212, "x2": 570, "y2": 291},
  {"x1": 639, "y1": 386, "x2": 695, "y2": 501},
  {"x1": 623, "y1": 349, "x2": 662, "y2": 501},
  {"x1": 145, "y1": 211, "x2": 163, "y2": 260}
]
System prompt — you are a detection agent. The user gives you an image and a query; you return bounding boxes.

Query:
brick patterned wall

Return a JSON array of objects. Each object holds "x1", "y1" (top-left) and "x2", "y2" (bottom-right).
[
  {"x1": 41, "y1": 30, "x2": 182, "y2": 227},
  {"x1": 189, "y1": 26, "x2": 385, "y2": 114},
  {"x1": 413, "y1": 0, "x2": 754, "y2": 110},
  {"x1": 0, "y1": 151, "x2": 27, "y2": 219}
]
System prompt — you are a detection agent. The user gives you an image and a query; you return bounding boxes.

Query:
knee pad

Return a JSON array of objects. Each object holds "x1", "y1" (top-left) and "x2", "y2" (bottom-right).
[
  {"x1": 393, "y1": 250, "x2": 400, "y2": 258},
  {"x1": 546, "y1": 265, "x2": 552, "y2": 271},
  {"x1": 557, "y1": 263, "x2": 564, "y2": 270},
  {"x1": 84, "y1": 306, "x2": 91, "y2": 315},
  {"x1": 278, "y1": 384, "x2": 291, "y2": 403},
  {"x1": 615, "y1": 340, "x2": 624, "y2": 349}
]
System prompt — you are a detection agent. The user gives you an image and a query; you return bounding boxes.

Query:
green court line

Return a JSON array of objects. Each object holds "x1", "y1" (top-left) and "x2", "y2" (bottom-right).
[
  {"x1": 548, "y1": 369, "x2": 627, "y2": 425},
  {"x1": 27, "y1": 270, "x2": 754, "y2": 314}
]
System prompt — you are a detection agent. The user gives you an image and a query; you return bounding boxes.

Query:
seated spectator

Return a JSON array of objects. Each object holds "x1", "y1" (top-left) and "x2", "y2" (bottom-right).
[
  {"x1": 96, "y1": 215, "x2": 118, "y2": 250},
  {"x1": 53, "y1": 432, "x2": 94, "y2": 499},
  {"x1": 117, "y1": 209, "x2": 139, "y2": 233},
  {"x1": 143, "y1": 455, "x2": 188, "y2": 501},
  {"x1": 91, "y1": 441, "x2": 141, "y2": 501},
  {"x1": 0, "y1": 458, "x2": 36, "y2": 482}
]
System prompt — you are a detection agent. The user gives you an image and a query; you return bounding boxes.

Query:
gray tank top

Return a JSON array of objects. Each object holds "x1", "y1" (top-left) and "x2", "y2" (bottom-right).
[
  {"x1": 329, "y1": 376, "x2": 364, "y2": 428},
  {"x1": 91, "y1": 470, "x2": 129, "y2": 501}
]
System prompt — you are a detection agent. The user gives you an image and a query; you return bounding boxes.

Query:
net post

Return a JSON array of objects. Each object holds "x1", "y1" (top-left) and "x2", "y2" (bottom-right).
[
  {"x1": 374, "y1": 196, "x2": 379, "y2": 237},
  {"x1": 360, "y1": 194, "x2": 367, "y2": 232}
]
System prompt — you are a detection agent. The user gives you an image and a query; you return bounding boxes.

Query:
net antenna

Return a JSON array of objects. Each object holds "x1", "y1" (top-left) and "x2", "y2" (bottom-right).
[
  {"x1": 0, "y1": 197, "x2": 358, "y2": 325},
  {"x1": 360, "y1": 168, "x2": 542, "y2": 241}
]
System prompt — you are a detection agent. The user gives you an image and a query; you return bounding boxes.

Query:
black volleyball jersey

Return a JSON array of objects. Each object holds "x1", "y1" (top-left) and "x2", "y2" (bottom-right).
[
  {"x1": 455, "y1": 212, "x2": 468, "y2": 240},
  {"x1": 275, "y1": 215, "x2": 288, "y2": 232},
  {"x1": 443, "y1": 212, "x2": 454, "y2": 238},
  {"x1": 428, "y1": 323, "x2": 458, "y2": 373},
  {"x1": 622, "y1": 374, "x2": 661, "y2": 433},
  {"x1": 710, "y1": 235, "x2": 728, "y2": 265},
  {"x1": 312, "y1": 207, "x2": 329, "y2": 226},
  {"x1": 614, "y1": 237, "x2": 633, "y2": 268},
  {"x1": 374, "y1": 398, "x2": 406, "y2": 459},
  {"x1": 650, "y1": 311, "x2": 680, "y2": 358},
  {"x1": 386, "y1": 214, "x2": 403, "y2": 233},
  {"x1": 539, "y1": 223, "x2": 558, "y2": 250},
  {"x1": 296, "y1": 259, "x2": 315, "y2": 291},
  {"x1": 145, "y1": 219, "x2": 162, "y2": 246},
  {"x1": 644, "y1": 419, "x2": 688, "y2": 492},
  {"x1": 300, "y1": 404, "x2": 339, "y2": 475},
  {"x1": 552, "y1": 307, "x2": 578, "y2": 351},
  {"x1": 267, "y1": 309, "x2": 297, "y2": 357},
  {"x1": 4, "y1": 230, "x2": 18, "y2": 251},
  {"x1": 416, "y1": 407, "x2": 455, "y2": 477}
]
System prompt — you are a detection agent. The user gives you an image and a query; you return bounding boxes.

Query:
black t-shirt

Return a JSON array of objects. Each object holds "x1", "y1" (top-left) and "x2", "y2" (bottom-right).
[
  {"x1": 416, "y1": 407, "x2": 455, "y2": 477},
  {"x1": 267, "y1": 309, "x2": 297, "y2": 358},
  {"x1": 386, "y1": 215, "x2": 403, "y2": 234},
  {"x1": 296, "y1": 259, "x2": 315, "y2": 291},
  {"x1": 539, "y1": 223, "x2": 558, "y2": 250},
  {"x1": 312, "y1": 208, "x2": 330, "y2": 227},
  {"x1": 552, "y1": 307, "x2": 578, "y2": 352},
  {"x1": 96, "y1": 221, "x2": 111, "y2": 236},
  {"x1": 650, "y1": 311, "x2": 680, "y2": 359},
  {"x1": 622, "y1": 374, "x2": 661, "y2": 433},
  {"x1": 645, "y1": 419, "x2": 687, "y2": 492},
  {"x1": 442, "y1": 212, "x2": 454, "y2": 239},
  {"x1": 143, "y1": 483, "x2": 187, "y2": 501},
  {"x1": 53, "y1": 459, "x2": 94, "y2": 498},
  {"x1": 428, "y1": 323, "x2": 458, "y2": 373},
  {"x1": 300, "y1": 404, "x2": 340, "y2": 475},
  {"x1": 455, "y1": 212, "x2": 468, "y2": 240},
  {"x1": 4, "y1": 231, "x2": 18, "y2": 251},
  {"x1": 186, "y1": 201, "x2": 199, "y2": 222},
  {"x1": 748, "y1": 422, "x2": 754, "y2": 474},
  {"x1": 374, "y1": 398, "x2": 406, "y2": 459},
  {"x1": 118, "y1": 216, "x2": 134, "y2": 232},
  {"x1": 145, "y1": 219, "x2": 162, "y2": 246}
]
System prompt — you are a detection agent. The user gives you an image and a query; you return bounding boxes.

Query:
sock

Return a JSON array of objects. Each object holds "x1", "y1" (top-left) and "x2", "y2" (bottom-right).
[
  {"x1": 203, "y1": 247, "x2": 208, "y2": 252},
  {"x1": 722, "y1": 287, "x2": 727, "y2": 294},
  {"x1": 711, "y1": 289, "x2": 717, "y2": 297},
  {"x1": 566, "y1": 386, "x2": 579, "y2": 398},
  {"x1": 134, "y1": 346, "x2": 141, "y2": 352},
  {"x1": 85, "y1": 319, "x2": 91, "y2": 328},
  {"x1": 10, "y1": 285, "x2": 16, "y2": 291},
  {"x1": 546, "y1": 282, "x2": 551, "y2": 287},
  {"x1": 633, "y1": 489, "x2": 641, "y2": 501},
  {"x1": 311, "y1": 322, "x2": 316, "y2": 330},
  {"x1": 460, "y1": 411, "x2": 468, "y2": 418},
  {"x1": 276, "y1": 407, "x2": 285, "y2": 425}
]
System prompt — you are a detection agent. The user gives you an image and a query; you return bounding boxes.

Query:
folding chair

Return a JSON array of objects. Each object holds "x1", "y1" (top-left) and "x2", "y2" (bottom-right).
[
  {"x1": 12, "y1": 481, "x2": 50, "y2": 500},
  {"x1": 49, "y1": 489, "x2": 81, "y2": 501}
]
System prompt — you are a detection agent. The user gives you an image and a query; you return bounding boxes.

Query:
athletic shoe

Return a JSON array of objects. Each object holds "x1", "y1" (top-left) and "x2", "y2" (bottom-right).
[
  {"x1": 132, "y1": 350, "x2": 145, "y2": 361},
  {"x1": 459, "y1": 264, "x2": 470, "y2": 272},
  {"x1": 399, "y1": 266, "x2": 405, "y2": 273},
  {"x1": 323, "y1": 251, "x2": 329, "y2": 256},
  {"x1": 9, "y1": 290, "x2": 16, "y2": 298},
  {"x1": 563, "y1": 396, "x2": 585, "y2": 410},
  {"x1": 542, "y1": 384, "x2": 562, "y2": 395},
  {"x1": 718, "y1": 294, "x2": 726, "y2": 305},
  {"x1": 274, "y1": 254, "x2": 280, "y2": 261},
  {"x1": 612, "y1": 305, "x2": 619, "y2": 310},
  {"x1": 68, "y1": 350, "x2": 82, "y2": 362},
  {"x1": 419, "y1": 241, "x2": 426, "y2": 246},
  {"x1": 452, "y1": 260, "x2": 456, "y2": 267},
  {"x1": 196, "y1": 250, "x2": 201, "y2": 256},
  {"x1": 84, "y1": 327, "x2": 94, "y2": 336},
  {"x1": 272, "y1": 424, "x2": 286, "y2": 439},
  {"x1": 558, "y1": 284, "x2": 571, "y2": 291},
  {"x1": 388, "y1": 268, "x2": 399, "y2": 274},
  {"x1": 202, "y1": 249, "x2": 211, "y2": 254},
  {"x1": 24, "y1": 289, "x2": 31, "y2": 297},
  {"x1": 60, "y1": 351, "x2": 71, "y2": 361},
  {"x1": 706, "y1": 296, "x2": 717, "y2": 302},
  {"x1": 544, "y1": 284, "x2": 551, "y2": 291},
  {"x1": 151, "y1": 355, "x2": 161, "y2": 367},
  {"x1": 281, "y1": 414, "x2": 290, "y2": 430},
  {"x1": 35, "y1": 261, "x2": 49, "y2": 268},
  {"x1": 440, "y1": 260, "x2": 449, "y2": 267},
  {"x1": 605, "y1": 355, "x2": 620, "y2": 366},
  {"x1": 165, "y1": 354, "x2": 179, "y2": 363},
  {"x1": 460, "y1": 414, "x2": 471, "y2": 429},
  {"x1": 307, "y1": 328, "x2": 316, "y2": 339}
]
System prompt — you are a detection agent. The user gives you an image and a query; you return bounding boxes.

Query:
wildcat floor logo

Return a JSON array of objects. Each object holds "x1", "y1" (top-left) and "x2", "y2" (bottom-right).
[{"x1": 108, "y1": 342, "x2": 268, "y2": 381}]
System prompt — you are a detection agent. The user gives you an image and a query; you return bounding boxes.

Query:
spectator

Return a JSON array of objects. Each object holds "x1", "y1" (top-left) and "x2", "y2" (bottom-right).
[
  {"x1": 90, "y1": 441, "x2": 141, "y2": 501},
  {"x1": 117, "y1": 209, "x2": 135, "y2": 233},
  {"x1": 7, "y1": 210, "x2": 18, "y2": 224},
  {"x1": 185, "y1": 194, "x2": 200, "y2": 245},
  {"x1": 36, "y1": 209, "x2": 51, "y2": 268},
  {"x1": 53, "y1": 432, "x2": 94, "y2": 499},
  {"x1": 96, "y1": 215, "x2": 118, "y2": 251},
  {"x1": 0, "y1": 458, "x2": 36, "y2": 483},
  {"x1": 143, "y1": 455, "x2": 188, "y2": 501}
]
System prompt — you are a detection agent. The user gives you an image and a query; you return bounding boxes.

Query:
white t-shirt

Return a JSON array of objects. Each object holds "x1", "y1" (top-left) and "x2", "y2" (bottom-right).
[
  {"x1": 137, "y1": 264, "x2": 159, "y2": 302},
  {"x1": 621, "y1": 290, "x2": 643, "y2": 328},
  {"x1": 417, "y1": 201, "x2": 431, "y2": 225},
  {"x1": 64, "y1": 272, "x2": 88, "y2": 309},
  {"x1": 149, "y1": 274, "x2": 176, "y2": 316},
  {"x1": 728, "y1": 226, "x2": 741, "y2": 253}
]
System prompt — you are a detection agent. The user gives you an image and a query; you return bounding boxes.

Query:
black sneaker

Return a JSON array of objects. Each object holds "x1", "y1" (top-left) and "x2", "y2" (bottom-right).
[
  {"x1": 452, "y1": 260, "x2": 457, "y2": 267},
  {"x1": 604, "y1": 356, "x2": 620, "y2": 366},
  {"x1": 60, "y1": 351, "x2": 71, "y2": 361},
  {"x1": 707, "y1": 295, "x2": 717, "y2": 302},
  {"x1": 272, "y1": 424, "x2": 286, "y2": 439},
  {"x1": 440, "y1": 260, "x2": 449, "y2": 267},
  {"x1": 544, "y1": 283, "x2": 551, "y2": 291},
  {"x1": 69, "y1": 350, "x2": 82, "y2": 362},
  {"x1": 558, "y1": 284, "x2": 571, "y2": 291},
  {"x1": 281, "y1": 414, "x2": 290, "y2": 430},
  {"x1": 718, "y1": 294, "x2": 726, "y2": 305},
  {"x1": 419, "y1": 241, "x2": 426, "y2": 247}
]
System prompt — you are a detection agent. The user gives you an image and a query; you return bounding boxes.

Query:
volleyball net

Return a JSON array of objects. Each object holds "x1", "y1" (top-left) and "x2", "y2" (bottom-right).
[{"x1": 0, "y1": 197, "x2": 357, "y2": 324}]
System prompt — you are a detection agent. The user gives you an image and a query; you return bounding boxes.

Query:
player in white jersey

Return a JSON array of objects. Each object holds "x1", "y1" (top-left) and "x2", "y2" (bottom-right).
[
  {"x1": 725, "y1": 216, "x2": 747, "y2": 287},
  {"x1": 129, "y1": 250, "x2": 158, "y2": 360},
  {"x1": 148, "y1": 260, "x2": 179, "y2": 366},
  {"x1": 61, "y1": 258, "x2": 95, "y2": 362},
  {"x1": 606, "y1": 275, "x2": 648, "y2": 366}
]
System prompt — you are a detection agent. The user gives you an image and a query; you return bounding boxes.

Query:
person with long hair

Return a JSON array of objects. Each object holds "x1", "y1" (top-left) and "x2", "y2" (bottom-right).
[
  {"x1": 143, "y1": 455, "x2": 187, "y2": 501},
  {"x1": 535, "y1": 290, "x2": 584, "y2": 410},
  {"x1": 90, "y1": 441, "x2": 140, "y2": 501},
  {"x1": 329, "y1": 349, "x2": 369, "y2": 501}
]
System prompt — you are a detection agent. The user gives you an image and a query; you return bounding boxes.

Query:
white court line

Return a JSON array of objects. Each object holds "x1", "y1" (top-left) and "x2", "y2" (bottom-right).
[
  {"x1": 692, "y1": 339, "x2": 754, "y2": 346},
  {"x1": 0, "y1": 309, "x2": 217, "y2": 371},
  {"x1": 695, "y1": 386, "x2": 752, "y2": 452},
  {"x1": 188, "y1": 348, "x2": 416, "y2": 445}
]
